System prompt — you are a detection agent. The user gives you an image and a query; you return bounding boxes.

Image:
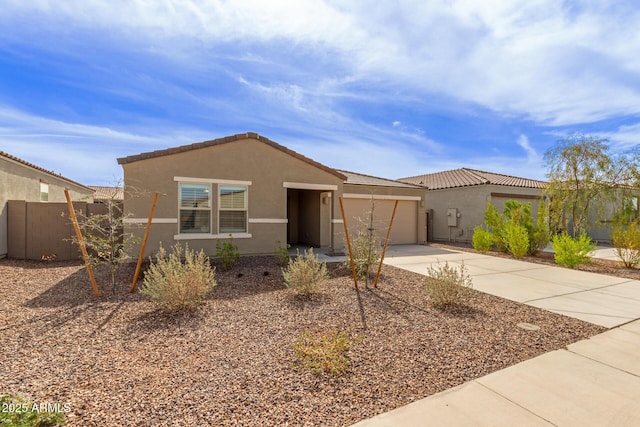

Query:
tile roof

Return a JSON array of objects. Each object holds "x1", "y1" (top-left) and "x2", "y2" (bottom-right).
[
  {"x1": 117, "y1": 132, "x2": 347, "y2": 180},
  {"x1": 89, "y1": 186, "x2": 124, "y2": 201},
  {"x1": 0, "y1": 150, "x2": 93, "y2": 191},
  {"x1": 398, "y1": 168, "x2": 547, "y2": 190},
  {"x1": 338, "y1": 169, "x2": 424, "y2": 188}
]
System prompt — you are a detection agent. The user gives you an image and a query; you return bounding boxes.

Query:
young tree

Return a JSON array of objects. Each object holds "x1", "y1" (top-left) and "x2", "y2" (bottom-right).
[
  {"x1": 544, "y1": 134, "x2": 635, "y2": 237},
  {"x1": 70, "y1": 184, "x2": 140, "y2": 294}
]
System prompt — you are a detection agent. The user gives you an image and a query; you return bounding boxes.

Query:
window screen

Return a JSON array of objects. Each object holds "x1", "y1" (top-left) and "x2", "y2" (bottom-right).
[
  {"x1": 219, "y1": 186, "x2": 247, "y2": 233},
  {"x1": 179, "y1": 183, "x2": 211, "y2": 233}
]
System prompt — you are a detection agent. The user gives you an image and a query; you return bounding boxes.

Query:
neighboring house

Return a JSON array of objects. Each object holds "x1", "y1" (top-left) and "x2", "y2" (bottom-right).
[
  {"x1": 117, "y1": 132, "x2": 426, "y2": 257},
  {"x1": 89, "y1": 186, "x2": 124, "y2": 202},
  {"x1": 0, "y1": 151, "x2": 94, "y2": 258},
  {"x1": 399, "y1": 168, "x2": 547, "y2": 243}
]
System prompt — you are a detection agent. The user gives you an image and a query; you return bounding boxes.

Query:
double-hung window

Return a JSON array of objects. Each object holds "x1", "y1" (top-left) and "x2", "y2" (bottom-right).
[
  {"x1": 40, "y1": 181, "x2": 49, "y2": 202},
  {"x1": 179, "y1": 183, "x2": 211, "y2": 233},
  {"x1": 219, "y1": 186, "x2": 247, "y2": 233}
]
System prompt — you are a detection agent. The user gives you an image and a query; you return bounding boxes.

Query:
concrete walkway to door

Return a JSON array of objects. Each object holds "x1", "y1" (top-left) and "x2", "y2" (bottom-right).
[{"x1": 382, "y1": 245, "x2": 640, "y2": 328}]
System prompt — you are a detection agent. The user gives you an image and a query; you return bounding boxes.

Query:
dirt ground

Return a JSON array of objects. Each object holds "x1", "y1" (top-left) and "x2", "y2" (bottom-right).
[{"x1": 1, "y1": 256, "x2": 605, "y2": 426}]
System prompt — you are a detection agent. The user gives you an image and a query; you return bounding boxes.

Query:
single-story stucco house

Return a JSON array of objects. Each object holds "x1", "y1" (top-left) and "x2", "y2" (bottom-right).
[
  {"x1": 398, "y1": 168, "x2": 547, "y2": 243},
  {"x1": 0, "y1": 150, "x2": 95, "y2": 258},
  {"x1": 117, "y1": 133, "x2": 426, "y2": 258}
]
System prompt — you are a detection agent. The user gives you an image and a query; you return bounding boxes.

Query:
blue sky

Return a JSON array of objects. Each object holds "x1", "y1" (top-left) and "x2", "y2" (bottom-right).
[{"x1": 1, "y1": 1, "x2": 639, "y2": 185}]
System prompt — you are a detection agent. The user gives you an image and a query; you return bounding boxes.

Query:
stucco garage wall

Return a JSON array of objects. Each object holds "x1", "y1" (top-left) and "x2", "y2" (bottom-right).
[{"x1": 426, "y1": 185, "x2": 543, "y2": 243}]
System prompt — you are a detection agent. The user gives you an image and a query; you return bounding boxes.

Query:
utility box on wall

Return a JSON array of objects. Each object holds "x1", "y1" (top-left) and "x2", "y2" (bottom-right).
[{"x1": 447, "y1": 208, "x2": 459, "y2": 227}]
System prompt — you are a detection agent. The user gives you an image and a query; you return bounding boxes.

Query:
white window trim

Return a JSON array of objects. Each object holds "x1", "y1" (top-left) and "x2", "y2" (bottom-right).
[
  {"x1": 175, "y1": 176, "x2": 252, "y2": 186},
  {"x1": 179, "y1": 183, "x2": 212, "y2": 234},
  {"x1": 218, "y1": 185, "x2": 249, "y2": 234},
  {"x1": 174, "y1": 233, "x2": 252, "y2": 240},
  {"x1": 342, "y1": 193, "x2": 421, "y2": 201},
  {"x1": 283, "y1": 182, "x2": 338, "y2": 191}
]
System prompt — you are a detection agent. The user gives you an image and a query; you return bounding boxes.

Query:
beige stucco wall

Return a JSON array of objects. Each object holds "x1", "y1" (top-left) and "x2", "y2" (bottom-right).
[
  {"x1": 426, "y1": 185, "x2": 543, "y2": 243},
  {"x1": 0, "y1": 156, "x2": 93, "y2": 258},
  {"x1": 121, "y1": 138, "x2": 345, "y2": 257}
]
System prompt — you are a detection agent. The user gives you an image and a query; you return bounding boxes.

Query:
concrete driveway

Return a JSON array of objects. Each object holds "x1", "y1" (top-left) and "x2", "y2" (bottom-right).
[
  {"x1": 350, "y1": 245, "x2": 640, "y2": 427},
  {"x1": 383, "y1": 245, "x2": 640, "y2": 328}
]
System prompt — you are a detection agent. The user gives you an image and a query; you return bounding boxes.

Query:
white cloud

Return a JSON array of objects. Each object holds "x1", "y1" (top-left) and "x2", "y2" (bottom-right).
[
  {"x1": 516, "y1": 134, "x2": 539, "y2": 162},
  {"x1": 603, "y1": 122, "x2": 640, "y2": 151},
  {"x1": 3, "y1": 0, "x2": 640, "y2": 128}
]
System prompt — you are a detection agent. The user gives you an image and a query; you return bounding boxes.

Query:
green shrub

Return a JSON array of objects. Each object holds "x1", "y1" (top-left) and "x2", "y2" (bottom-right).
[
  {"x1": 215, "y1": 237, "x2": 240, "y2": 270},
  {"x1": 424, "y1": 261, "x2": 473, "y2": 307},
  {"x1": 472, "y1": 226, "x2": 494, "y2": 253},
  {"x1": 504, "y1": 221, "x2": 529, "y2": 258},
  {"x1": 293, "y1": 330, "x2": 352, "y2": 375},
  {"x1": 346, "y1": 229, "x2": 381, "y2": 282},
  {"x1": 274, "y1": 239, "x2": 290, "y2": 267},
  {"x1": 140, "y1": 243, "x2": 217, "y2": 312},
  {"x1": 612, "y1": 221, "x2": 640, "y2": 268},
  {"x1": 484, "y1": 203, "x2": 507, "y2": 252},
  {"x1": 529, "y1": 202, "x2": 551, "y2": 255},
  {"x1": 551, "y1": 232, "x2": 596, "y2": 268},
  {"x1": 483, "y1": 200, "x2": 550, "y2": 256},
  {"x1": 0, "y1": 394, "x2": 66, "y2": 427},
  {"x1": 283, "y1": 248, "x2": 328, "y2": 296}
]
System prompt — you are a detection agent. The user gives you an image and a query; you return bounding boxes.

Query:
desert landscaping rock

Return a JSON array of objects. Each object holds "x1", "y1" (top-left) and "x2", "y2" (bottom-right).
[{"x1": 1, "y1": 256, "x2": 605, "y2": 426}]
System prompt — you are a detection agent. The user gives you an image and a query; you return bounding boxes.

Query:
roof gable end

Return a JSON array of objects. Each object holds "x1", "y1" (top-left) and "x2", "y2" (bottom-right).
[
  {"x1": 0, "y1": 150, "x2": 93, "y2": 191},
  {"x1": 117, "y1": 132, "x2": 346, "y2": 180}
]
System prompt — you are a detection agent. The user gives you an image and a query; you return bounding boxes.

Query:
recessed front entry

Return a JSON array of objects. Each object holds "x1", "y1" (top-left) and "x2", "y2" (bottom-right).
[{"x1": 286, "y1": 189, "x2": 331, "y2": 247}]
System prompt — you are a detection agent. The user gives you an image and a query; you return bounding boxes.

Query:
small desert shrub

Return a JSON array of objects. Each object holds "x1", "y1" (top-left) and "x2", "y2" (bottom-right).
[
  {"x1": 282, "y1": 248, "x2": 328, "y2": 296},
  {"x1": 0, "y1": 394, "x2": 66, "y2": 427},
  {"x1": 424, "y1": 261, "x2": 473, "y2": 307},
  {"x1": 504, "y1": 221, "x2": 529, "y2": 259},
  {"x1": 346, "y1": 229, "x2": 381, "y2": 282},
  {"x1": 293, "y1": 330, "x2": 352, "y2": 375},
  {"x1": 215, "y1": 237, "x2": 240, "y2": 270},
  {"x1": 140, "y1": 243, "x2": 216, "y2": 312},
  {"x1": 612, "y1": 221, "x2": 640, "y2": 268},
  {"x1": 472, "y1": 226, "x2": 494, "y2": 253},
  {"x1": 274, "y1": 239, "x2": 290, "y2": 267},
  {"x1": 551, "y1": 232, "x2": 596, "y2": 268}
]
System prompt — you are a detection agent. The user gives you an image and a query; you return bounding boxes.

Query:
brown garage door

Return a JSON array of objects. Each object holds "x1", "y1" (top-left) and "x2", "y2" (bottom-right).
[{"x1": 342, "y1": 198, "x2": 418, "y2": 244}]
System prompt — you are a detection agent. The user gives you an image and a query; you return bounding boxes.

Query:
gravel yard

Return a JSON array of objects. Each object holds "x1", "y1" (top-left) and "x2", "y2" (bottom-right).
[{"x1": 1, "y1": 256, "x2": 605, "y2": 426}]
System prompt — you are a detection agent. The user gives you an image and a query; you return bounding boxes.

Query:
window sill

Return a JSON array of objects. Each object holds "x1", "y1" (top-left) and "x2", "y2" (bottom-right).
[{"x1": 173, "y1": 233, "x2": 252, "y2": 240}]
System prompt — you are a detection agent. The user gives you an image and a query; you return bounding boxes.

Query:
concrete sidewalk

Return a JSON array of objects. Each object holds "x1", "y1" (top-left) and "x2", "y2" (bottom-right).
[
  {"x1": 351, "y1": 319, "x2": 640, "y2": 427},
  {"x1": 383, "y1": 245, "x2": 640, "y2": 328}
]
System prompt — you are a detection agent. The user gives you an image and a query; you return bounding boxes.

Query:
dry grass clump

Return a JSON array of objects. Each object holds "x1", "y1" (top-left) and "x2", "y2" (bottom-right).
[{"x1": 293, "y1": 330, "x2": 354, "y2": 375}]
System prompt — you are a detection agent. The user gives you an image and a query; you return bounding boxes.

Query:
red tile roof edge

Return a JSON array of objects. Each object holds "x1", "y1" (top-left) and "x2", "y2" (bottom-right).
[{"x1": 399, "y1": 167, "x2": 547, "y2": 190}]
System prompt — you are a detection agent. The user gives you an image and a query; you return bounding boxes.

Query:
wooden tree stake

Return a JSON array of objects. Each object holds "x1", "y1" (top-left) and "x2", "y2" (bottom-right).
[
  {"x1": 130, "y1": 191, "x2": 158, "y2": 293},
  {"x1": 64, "y1": 189, "x2": 101, "y2": 297},
  {"x1": 339, "y1": 197, "x2": 358, "y2": 289},
  {"x1": 373, "y1": 199, "x2": 399, "y2": 288}
]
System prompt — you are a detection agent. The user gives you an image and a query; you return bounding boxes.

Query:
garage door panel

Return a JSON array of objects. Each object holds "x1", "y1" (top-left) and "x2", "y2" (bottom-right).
[{"x1": 342, "y1": 199, "x2": 417, "y2": 244}]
